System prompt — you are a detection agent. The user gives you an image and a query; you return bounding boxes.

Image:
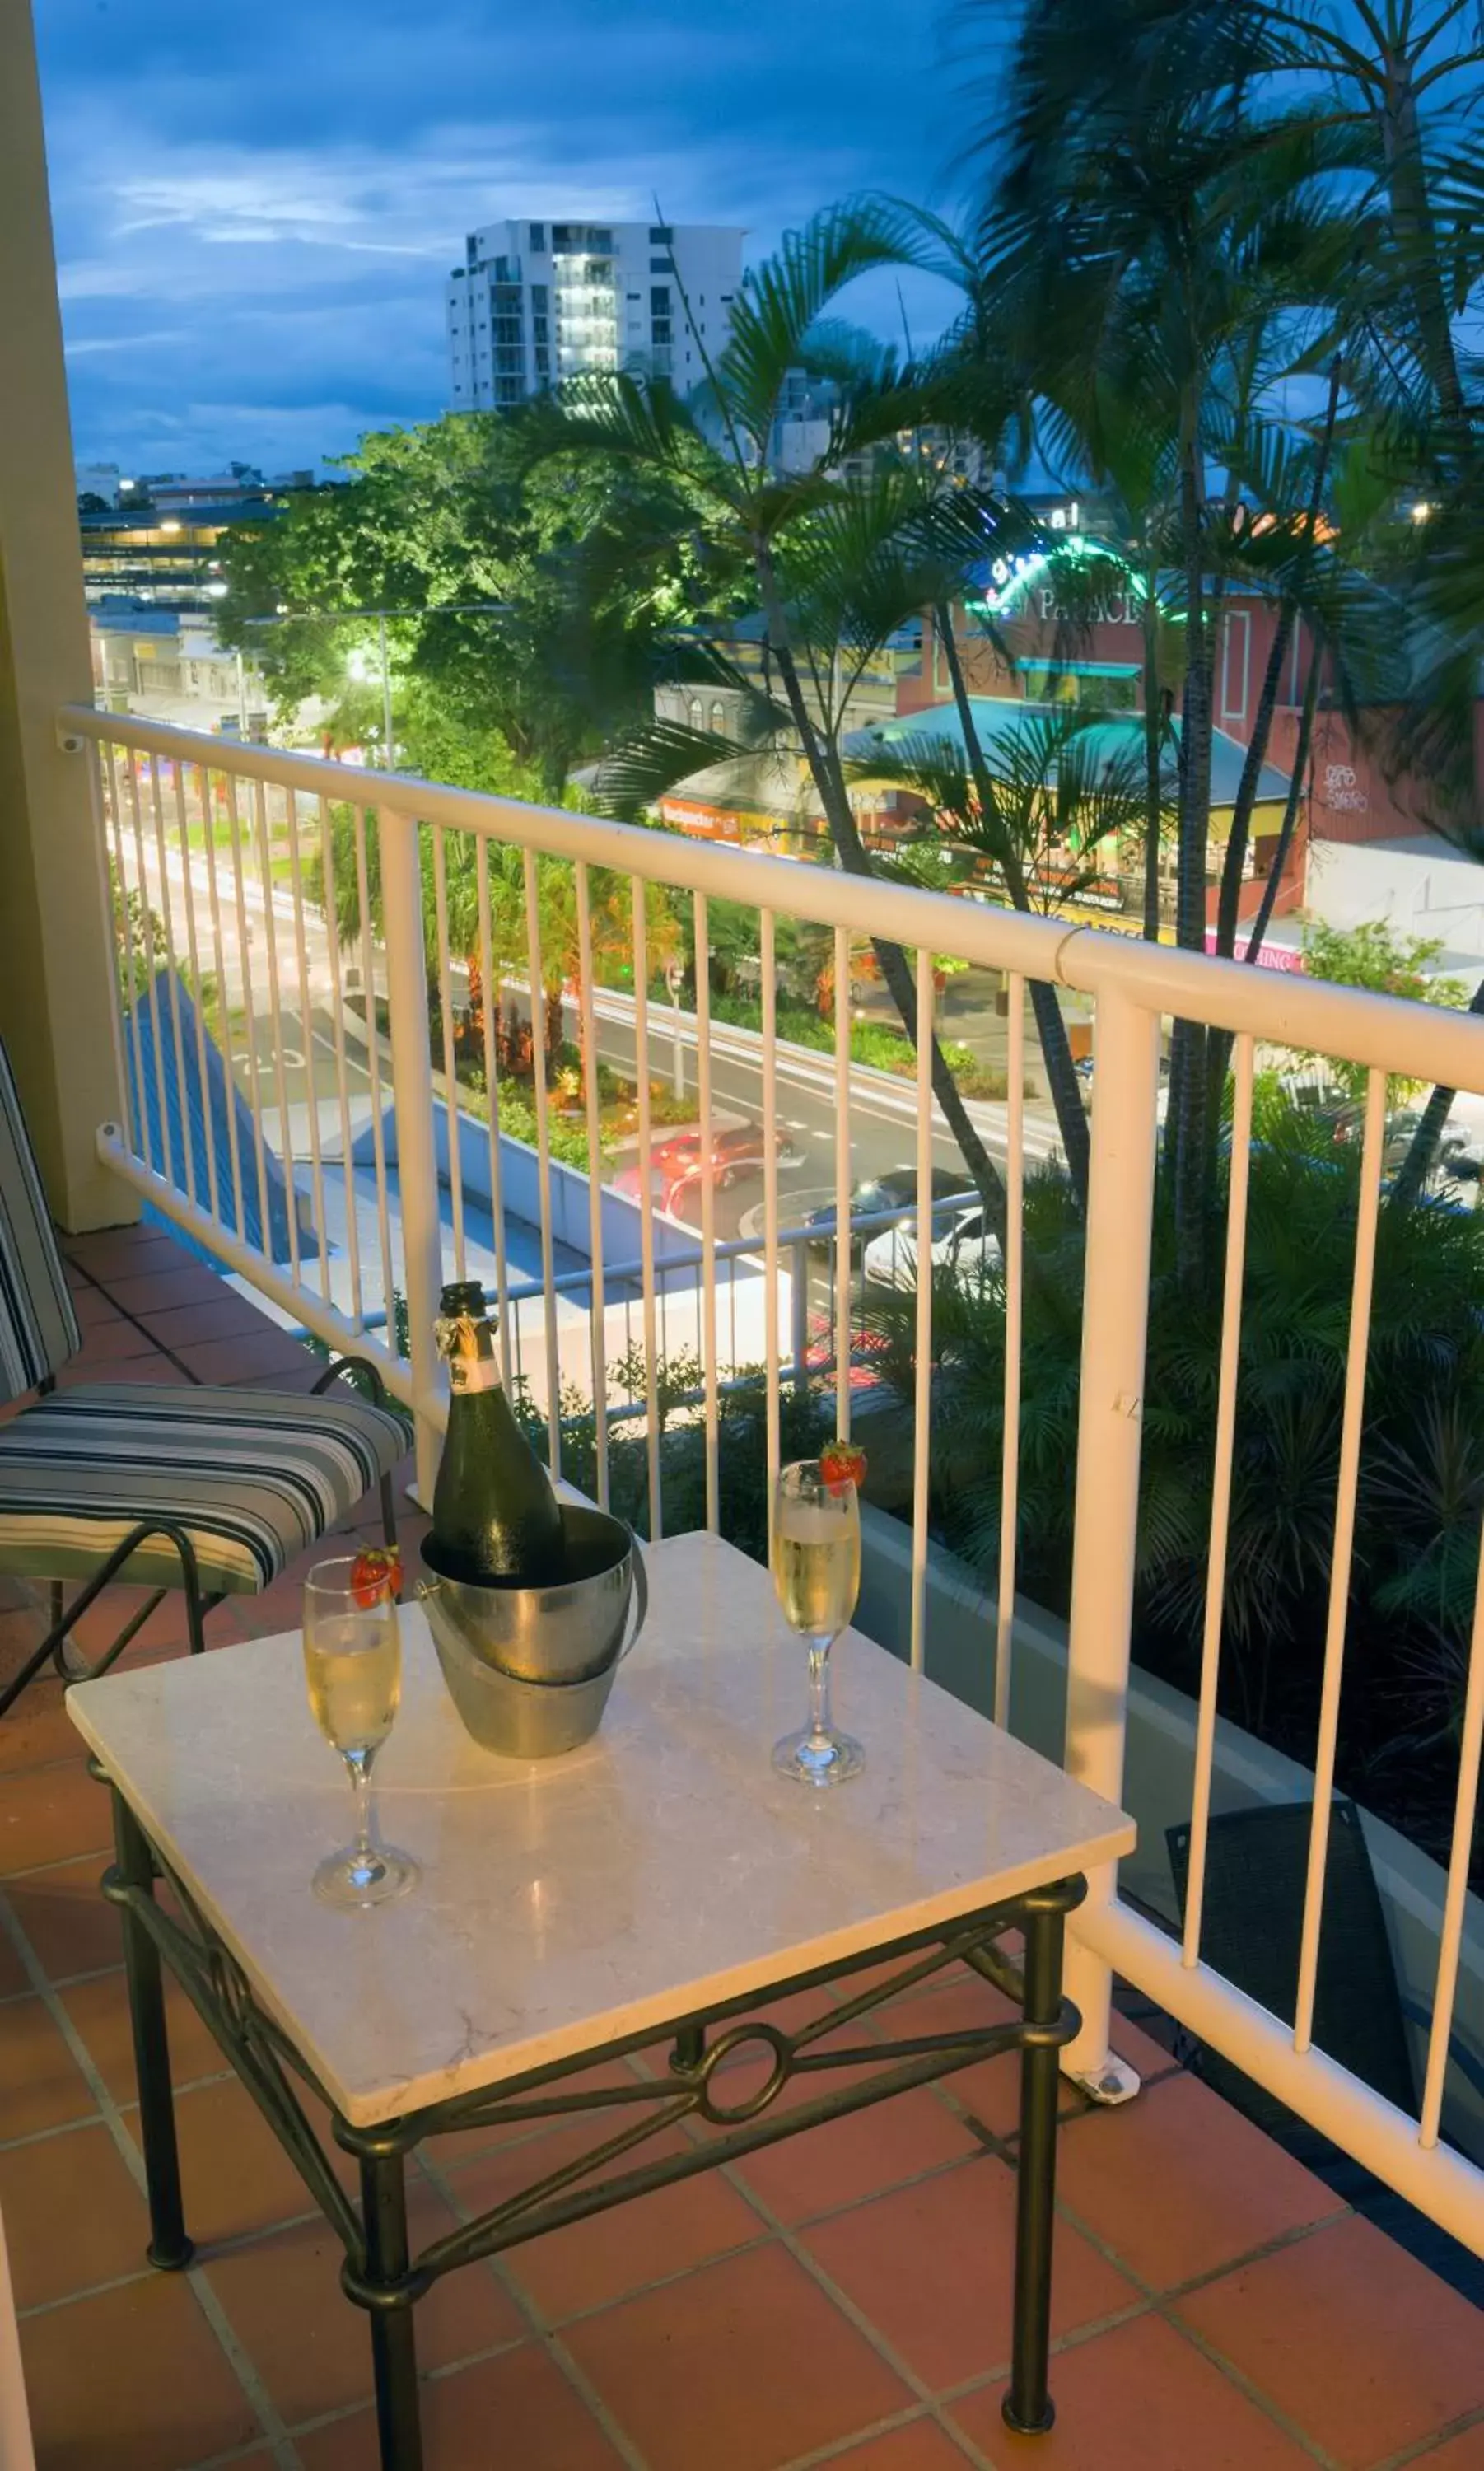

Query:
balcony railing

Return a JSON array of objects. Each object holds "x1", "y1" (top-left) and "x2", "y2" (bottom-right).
[{"x1": 65, "y1": 700, "x2": 1484, "y2": 2262}]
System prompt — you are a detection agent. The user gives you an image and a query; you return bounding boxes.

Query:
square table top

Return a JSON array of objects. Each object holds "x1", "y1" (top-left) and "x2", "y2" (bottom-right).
[{"x1": 68, "y1": 1530, "x2": 1135, "y2": 2127}]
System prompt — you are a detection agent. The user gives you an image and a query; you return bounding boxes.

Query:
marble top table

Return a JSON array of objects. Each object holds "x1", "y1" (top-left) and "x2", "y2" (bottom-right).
[{"x1": 68, "y1": 1530, "x2": 1135, "y2": 2128}]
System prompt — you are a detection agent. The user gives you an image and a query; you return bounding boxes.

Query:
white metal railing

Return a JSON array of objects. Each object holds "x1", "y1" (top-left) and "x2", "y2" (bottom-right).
[{"x1": 66, "y1": 703, "x2": 1484, "y2": 2258}]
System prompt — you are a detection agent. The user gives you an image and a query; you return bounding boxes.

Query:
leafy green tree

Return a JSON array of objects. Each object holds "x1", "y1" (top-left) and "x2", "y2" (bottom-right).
[
  {"x1": 1301, "y1": 917, "x2": 1466, "y2": 1099},
  {"x1": 216, "y1": 415, "x2": 716, "y2": 797}
]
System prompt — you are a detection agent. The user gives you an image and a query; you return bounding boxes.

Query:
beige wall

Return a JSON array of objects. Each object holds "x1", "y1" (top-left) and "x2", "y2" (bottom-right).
[{"x1": 0, "y1": 0, "x2": 133, "y2": 1229}]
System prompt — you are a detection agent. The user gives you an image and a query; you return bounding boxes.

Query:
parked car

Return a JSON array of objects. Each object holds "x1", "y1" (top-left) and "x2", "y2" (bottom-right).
[
  {"x1": 610, "y1": 1161, "x2": 704, "y2": 1217},
  {"x1": 804, "y1": 1167, "x2": 974, "y2": 1260},
  {"x1": 862, "y1": 1201, "x2": 1002, "y2": 1294},
  {"x1": 650, "y1": 1120, "x2": 801, "y2": 1186}
]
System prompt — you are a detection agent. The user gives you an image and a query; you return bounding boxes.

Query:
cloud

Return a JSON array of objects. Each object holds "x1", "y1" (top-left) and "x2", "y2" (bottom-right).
[{"x1": 35, "y1": 0, "x2": 975, "y2": 471}]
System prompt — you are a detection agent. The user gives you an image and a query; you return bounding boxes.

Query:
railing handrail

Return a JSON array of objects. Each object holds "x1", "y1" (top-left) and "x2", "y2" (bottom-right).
[{"x1": 63, "y1": 703, "x2": 1484, "y2": 1091}]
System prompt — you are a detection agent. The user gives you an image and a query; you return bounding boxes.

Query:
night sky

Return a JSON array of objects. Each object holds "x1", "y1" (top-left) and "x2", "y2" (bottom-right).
[{"x1": 38, "y1": 0, "x2": 983, "y2": 479}]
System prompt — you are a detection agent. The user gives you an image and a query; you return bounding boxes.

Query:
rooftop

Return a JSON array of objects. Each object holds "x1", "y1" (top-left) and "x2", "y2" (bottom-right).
[{"x1": 1, "y1": 1224, "x2": 1479, "y2": 2471}]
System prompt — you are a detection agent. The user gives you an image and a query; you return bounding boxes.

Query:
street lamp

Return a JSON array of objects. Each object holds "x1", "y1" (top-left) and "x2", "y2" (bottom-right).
[{"x1": 240, "y1": 600, "x2": 511, "y2": 772}]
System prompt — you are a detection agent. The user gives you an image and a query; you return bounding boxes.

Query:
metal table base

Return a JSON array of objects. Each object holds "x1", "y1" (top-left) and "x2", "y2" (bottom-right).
[{"x1": 103, "y1": 1784, "x2": 1085, "y2": 2469}]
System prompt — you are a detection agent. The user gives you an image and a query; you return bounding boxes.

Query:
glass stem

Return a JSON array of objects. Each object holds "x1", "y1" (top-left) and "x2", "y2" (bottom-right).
[
  {"x1": 807, "y1": 1642, "x2": 833, "y2": 1747},
  {"x1": 346, "y1": 1749, "x2": 377, "y2": 1867}
]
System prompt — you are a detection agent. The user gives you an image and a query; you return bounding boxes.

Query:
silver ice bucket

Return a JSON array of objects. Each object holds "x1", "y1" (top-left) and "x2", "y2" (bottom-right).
[{"x1": 418, "y1": 1507, "x2": 646, "y2": 1759}]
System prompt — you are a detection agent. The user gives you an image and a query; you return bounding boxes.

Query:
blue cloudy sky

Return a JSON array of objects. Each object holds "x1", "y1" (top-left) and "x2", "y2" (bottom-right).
[{"x1": 37, "y1": 0, "x2": 987, "y2": 479}]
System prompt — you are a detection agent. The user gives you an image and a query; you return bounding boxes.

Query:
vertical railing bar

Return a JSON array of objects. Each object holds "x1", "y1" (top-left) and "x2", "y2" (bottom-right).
[
  {"x1": 147, "y1": 752, "x2": 197, "y2": 1207},
  {"x1": 251, "y1": 775, "x2": 300, "y2": 1289},
  {"x1": 125, "y1": 750, "x2": 172, "y2": 1184},
  {"x1": 1420, "y1": 1516, "x2": 1484, "y2": 2144},
  {"x1": 632, "y1": 880, "x2": 663, "y2": 1539},
  {"x1": 995, "y1": 971, "x2": 1026, "y2": 1730},
  {"x1": 693, "y1": 892, "x2": 720, "y2": 1533},
  {"x1": 173, "y1": 762, "x2": 220, "y2": 1226},
  {"x1": 833, "y1": 926, "x2": 852, "y2": 1439},
  {"x1": 200, "y1": 764, "x2": 247, "y2": 1243},
  {"x1": 431, "y1": 828, "x2": 468, "y2": 1283},
  {"x1": 353, "y1": 808, "x2": 396, "y2": 1339},
  {"x1": 909, "y1": 951, "x2": 936, "y2": 1675},
  {"x1": 225, "y1": 771, "x2": 273, "y2": 1254},
  {"x1": 1294, "y1": 1064, "x2": 1387, "y2": 2054},
  {"x1": 104, "y1": 740, "x2": 145, "y2": 1161},
  {"x1": 761, "y1": 910, "x2": 782, "y2": 1562},
  {"x1": 379, "y1": 804, "x2": 446, "y2": 1503},
  {"x1": 1183, "y1": 1031, "x2": 1255, "y2": 1965},
  {"x1": 522, "y1": 849, "x2": 562, "y2": 1480},
  {"x1": 474, "y1": 840, "x2": 514, "y2": 1392},
  {"x1": 87, "y1": 741, "x2": 135, "y2": 1161},
  {"x1": 315, "y1": 794, "x2": 364, "y2": 1328},
  {"x1": 575, "y1": 863, "x2": 609, "y2": 1511},
  {"x1": 283, "y1": 787, "x2": 332, "y2": 1304}
]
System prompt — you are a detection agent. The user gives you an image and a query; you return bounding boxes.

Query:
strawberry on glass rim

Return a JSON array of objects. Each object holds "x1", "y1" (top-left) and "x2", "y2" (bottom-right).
[
  {"x1": 819, "y1": 1443, "x2": 866, "y2": 1497},
  {"x1": 350, "y1": 1546, "x2": 402, "y2": 1608}
]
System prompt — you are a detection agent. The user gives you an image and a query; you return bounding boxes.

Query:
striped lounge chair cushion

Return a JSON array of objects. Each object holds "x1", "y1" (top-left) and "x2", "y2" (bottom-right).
[
  {"x1": 0, "y1": 1383, "x2": 407, "y2": 1592},
  {"x1": 0, "y1": 1044, "x2": 79, "y2": 1405}
]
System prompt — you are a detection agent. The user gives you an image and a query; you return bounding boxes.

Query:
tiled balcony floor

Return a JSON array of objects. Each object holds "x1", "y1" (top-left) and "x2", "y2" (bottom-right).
[{"x1": 1, "y1": 1224, "x2": 1480, "y2": 2470}]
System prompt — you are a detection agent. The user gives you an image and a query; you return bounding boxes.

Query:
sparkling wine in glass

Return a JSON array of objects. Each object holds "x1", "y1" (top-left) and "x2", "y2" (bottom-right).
[
  {"x1": 770, "y1": 1458, "x2": 864, "y2": 1787},
  {"x1": 302, "y1": 1557, "x2": 418, "y2": 1908}
]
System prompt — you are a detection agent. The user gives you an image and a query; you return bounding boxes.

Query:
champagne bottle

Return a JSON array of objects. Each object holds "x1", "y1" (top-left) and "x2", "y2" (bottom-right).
[{"x1": 431, "y1": 1282, "x2": 565, "y2": 1584}]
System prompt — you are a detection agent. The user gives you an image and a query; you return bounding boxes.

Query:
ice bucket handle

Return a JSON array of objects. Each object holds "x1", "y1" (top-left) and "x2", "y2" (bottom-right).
[{"x1": 618, "y1": 1530, "x2": 648, "y2": 1662}]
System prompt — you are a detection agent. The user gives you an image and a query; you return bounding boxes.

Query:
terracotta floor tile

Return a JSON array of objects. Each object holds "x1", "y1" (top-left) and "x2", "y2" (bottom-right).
[
  {"x1": 142, "y1": 1293, "x2": 286, "y2": 1348},
  {"x1": 0, "y1": 1760, "x2": 112, "y2": 1877},
  {"x1": 19, "y1": 2268, "x2": 262, "y2": 2470},
  {"x1": 0, "y1": 2119, "x2": 151, "y2": 2307},
  {"x1": 71, "y1": 1283, "x2": 127, "y2": 1329},
  {"x1": 0, "y1": 1940, "x2": 30, "y2": 2002},
  {"x1": 1054, "y1": 2070, "x2": 1343, "y2": 2289},
  {"x1": 563, "y1": 2241, "x2": 912, "y2": 2471},
  {"x1": 98, "y1": 1264, "x2": 223, "y2": 1315},
  {"x1": 65, "y1": 1316, "x2": 165, "y2": 1365},
  {"x1": 204, "y1": 2179, "x2": 523, "y2": 2429},
  {"x1": 1411, "y1": 2423, "x2": 1484, "y2": 2469},
  {"x1": 175, "y1": 1331, "x2": 316, "y2": 1385},
  {"x1": 446, "y1": 2118, "x2": 765, "y2": 2323},
  {"x1": 1176, "y1": 2214, "x2": 1484, "y2": 2469},
  {"x1": 950, "y1": 2311, "x2": 1317, "y2": 2470},
  {"x1": 0, "y1": 1675, "x2": 80, "y2": 1777},
  {"x1": 3, "y1": 1853, "x2": 123, "y2": 1980},
  {"x1": 730, "y1": 2083, "x2": 982, "y2": 2226},
  {"x1": 0, "y1": 1993, "x2": 97, "y2": 2138},
  {"x1": 62, "y1": 1964, "x2": 226, "y2": 2104},
  {"x1": 64, "y1": 1235, "x2": 183, "y2": 1285},
  {"x1": 801, "y1": 2155, "x2": 1139, "y2": 2393},
  {"x1": 120, "y1": 2074, "x2": 316, "y2": 2249},
  {"x1": 827, "y1": 2419, "x2": 978, "y2": 2468},
  {"x1": 63, "y1": 1581, "x2": 203, "y2": 1658},
  {"x1": 295, "y1": 2343, "x2": 626, "y2": 2471}
]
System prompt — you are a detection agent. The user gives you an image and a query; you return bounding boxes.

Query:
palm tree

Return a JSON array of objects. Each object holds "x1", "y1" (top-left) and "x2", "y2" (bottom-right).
[
  {"x1": 961, "y1": 0, "x2": 1367, "y2": 1275},
  {"x1": 520, "y1": 203, "x2": 1029, "y2": 1240}
]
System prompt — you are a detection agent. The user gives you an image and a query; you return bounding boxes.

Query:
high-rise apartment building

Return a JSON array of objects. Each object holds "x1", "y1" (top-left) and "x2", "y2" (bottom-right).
[{"x1": 446, "y1": 217, "x2": 745, "y2": 409}]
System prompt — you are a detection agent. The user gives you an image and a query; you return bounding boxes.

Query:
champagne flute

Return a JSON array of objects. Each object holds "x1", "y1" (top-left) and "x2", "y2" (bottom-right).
[
  {"x1": 770, "y1": 1459, "x2": 864, "y2": 1786},
  {"x1": 302, "y1": 1557, "x2": 418, "y2": 1908}
]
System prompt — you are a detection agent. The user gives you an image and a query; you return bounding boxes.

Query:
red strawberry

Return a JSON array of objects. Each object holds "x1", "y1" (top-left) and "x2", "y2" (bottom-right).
[
  {"x1": 351, "y1": 1546, "x2": 402, "y2": 1608},
  {"x1": 820, "y1": 1443, "x2": 867, "y2": 1495}
]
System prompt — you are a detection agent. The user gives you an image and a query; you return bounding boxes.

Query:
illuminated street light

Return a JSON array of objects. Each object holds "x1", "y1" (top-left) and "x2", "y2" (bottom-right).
[{"x1": 1410, "y1": 501, "x2": 1434, "y2": 523}]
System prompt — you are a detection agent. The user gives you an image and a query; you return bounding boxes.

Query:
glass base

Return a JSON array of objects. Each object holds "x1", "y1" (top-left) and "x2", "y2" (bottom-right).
[
  {"x1": 312, "y1": 1842, "x2": 419, "y2": 1909},
  {"x1": 772, "y1": 1728, "x2": 865, "y2": 1788}
]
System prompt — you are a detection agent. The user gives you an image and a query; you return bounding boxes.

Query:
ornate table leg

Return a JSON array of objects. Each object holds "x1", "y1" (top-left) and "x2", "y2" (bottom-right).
[
  {"x1": 358, "y1": 2146, "x2": 424, "y2": 2471},
  {"x1": 105, "y1": 1791, "x2": 193, "y2": 2270},
  {"x1": 1003, "y1": 1883, "x2": 1070, "y2": 2436}
]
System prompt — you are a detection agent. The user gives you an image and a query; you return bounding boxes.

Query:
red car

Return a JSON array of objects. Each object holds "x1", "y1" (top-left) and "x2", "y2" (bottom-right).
[{"x1": 648, "y1": 1121, "x2": 800, "y2": 1185}]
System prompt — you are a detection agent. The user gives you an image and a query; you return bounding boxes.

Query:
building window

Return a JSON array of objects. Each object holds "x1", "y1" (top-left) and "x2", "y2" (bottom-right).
[
  {"x1": 531, "y1": 284, "x2": 548, "y2": 312},
  {"x1": 651, "y1": 286, "x2": 670, "y2": 313},
  {"x1": 649, "y1": 225, "x2": 673, "y2": 242},
  {"x1": 710, "y1": 699, "x2": 725, "y2": 730},
  {"x1": 688, "y1": 698, "x2": 703, "y2": 727},
  {"x1": 529, "y1": 222, "x2": 545, "y2": 252},
  {"x1": 651, "y1": 256, "x2": 674, "y2": 273}
]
